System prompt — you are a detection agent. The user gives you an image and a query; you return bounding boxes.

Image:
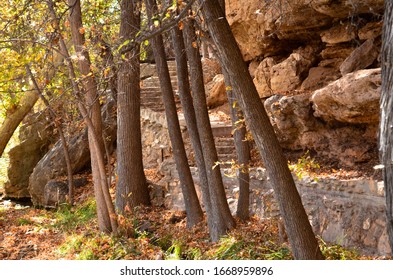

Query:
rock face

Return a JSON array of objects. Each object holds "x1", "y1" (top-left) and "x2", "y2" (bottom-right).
[
  {"x1": 264, "y1": 91, "x2": 378, "y2": 166},
  {"x1": 312, "y1": 68, "x2": 381, "y2": 124},
  {"x1": 28, "y1": 100, "x2": 117, "y2": 206},
  {"x1": 4, "y1": 112, "x2": 54, "y2": 198},
  {"x1": 225, "y1": 0, "x2": 383, "y2": 166}
]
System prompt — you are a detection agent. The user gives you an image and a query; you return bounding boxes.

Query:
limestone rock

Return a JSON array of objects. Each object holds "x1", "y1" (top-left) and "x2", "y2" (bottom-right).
[
  {"x1": 28, "y1": 100, "x2": 117, "y2": 206},
  {"x1": 301, "y1": 67, "x2": 341, "y2": 91},
  {"x1": 270, "y1": 46, "x2": 316, "y2": 92},
  {"x1": 44, "y1": 177, "x2": 88, "y2": 208},
  {"x1": 358, "y1": 21, "x2": 383, "y2": 40},
  {"x1": 253, "y1": 57, "x2": 277, "y2": 98},
  {"x1": 320, "y1": 22, "x2": 356, "y2": 44},
  {"x1": 320, "y1": 44, "x2": 356, "y2": 60},
  {"x1": 206, "y1": 74, "x2": 228, "y2": 108},
  {"x1": 4, "y1": 112, "x2": 54, "y2": 198},
  {"x1": 264, "y1": 93, "x2": 319, "y2": 149},
  {"x1": 264, "y1": 93, "x2": 378, "y2": 166},
  {"x1": 312, "y1": 68, "x2": 381, "y2": 124},
  {"x1": 202, "y1": 58, "x2": 221, "y2": 84},
  {"x1": 248, "y1": 60, "x2": 260, "y2": 78},
  {"x1": 311, "y1": 0, "x2": 384, "y2": 18},
  {"x1": 340, "y1": 39, "x2": 379, "y2": 75},
  {"x1": 226, "y1": 0, "x2": 330, "y2": 60}
]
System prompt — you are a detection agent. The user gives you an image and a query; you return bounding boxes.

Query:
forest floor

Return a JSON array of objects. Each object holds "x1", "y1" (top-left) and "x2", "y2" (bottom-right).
[{"x1": 0, "y1": 166, "x2": 387, "y2": 260}]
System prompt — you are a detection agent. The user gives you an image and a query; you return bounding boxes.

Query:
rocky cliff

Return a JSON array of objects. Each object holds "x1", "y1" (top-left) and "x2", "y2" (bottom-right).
[{"x1": 226, "y1": 0, "x2": 384, "y2": 166}]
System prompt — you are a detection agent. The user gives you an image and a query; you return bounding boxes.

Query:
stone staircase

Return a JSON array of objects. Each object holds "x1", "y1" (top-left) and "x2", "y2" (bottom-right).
[
  {"x1": 140, "y1": 61, "x2": 180, "y2": 112},
  {"x1": 140, "y1": 61, "x2": 238, "y2": 164}
]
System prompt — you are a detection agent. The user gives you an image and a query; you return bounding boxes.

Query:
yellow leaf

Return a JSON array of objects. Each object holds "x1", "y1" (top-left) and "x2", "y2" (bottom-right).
[
  {"x1": 192, "y1": 41, "x2": 197, "y2": 48},
  {"x1": 79, "y1": 27, "x2": 85, "y2": 34}
]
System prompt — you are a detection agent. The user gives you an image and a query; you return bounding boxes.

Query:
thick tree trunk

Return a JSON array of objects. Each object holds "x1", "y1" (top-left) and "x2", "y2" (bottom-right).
[
  {"x1": 66, "y1": 0, "x2": 115, "y2": 233},
  {"x1": 198, "y1": 0, "x2": 324, "y2": 259},
  {"x1": 218, "y1": 0, "x2": 250, "y2": 221},
  {"x1": 145, "y1": 0, "x2": 203, "y2": 227},
  {"x1": 170, "y1": 21, "x2": 214, "y2": 229},
  {"x1": 380, "y1": 0, "x2": 393, "y2": 253},
  {"x1": 182, "y1": 17, "x2": 235, "y2": 241},
  {"x1": 116, "y1": 0, "x2": 150, "y2": 212}
]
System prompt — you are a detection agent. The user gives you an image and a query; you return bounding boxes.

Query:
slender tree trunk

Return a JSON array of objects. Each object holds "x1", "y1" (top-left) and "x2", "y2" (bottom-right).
[
  {"x1": 182, "y1": 16, "x2": 235, "y2": 241},
  {"x1": 380, "y1": 0, "x2": 393, "y2": 253},
  {"x1": 198, "y1": 0, "x2": 324, "y2": 259},
  {"x1": 217, "y1": 0, "x2": 250, "y2": 220},
  {"x1": 228, "y1": 90, "x2": 250, "y2": 220},
  {"x1": 145, "y1": 0, "x2": 203, "y2": 227},
  {"x1": 116, "y1": 0, "x2": 150, "y2": 212},
  {"x1": 26, "y1": 65, "x2": 75, "y2": 205},
  {"x1": 59, "y1": 0, "x2": 117, "y2": 233},
  {"x1": 170, "y1": 18, "x2": 214, "y2": 230}
]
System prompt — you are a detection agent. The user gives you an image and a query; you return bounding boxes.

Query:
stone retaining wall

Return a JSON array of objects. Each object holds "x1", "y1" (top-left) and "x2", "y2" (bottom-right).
[{"x1": 162, "y1": 164, "x2": 391, "y2": 256}]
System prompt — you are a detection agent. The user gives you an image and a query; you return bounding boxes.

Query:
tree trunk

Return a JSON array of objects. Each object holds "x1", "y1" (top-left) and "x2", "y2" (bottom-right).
[
  {"x1": 25, "y1": 65, "x2": 75, "y2": 206},
  {"x1": 182, "y1": 17, "x2": 235, "y2": 241},
  {"x1": 170, "y1": 19, "x2": 214, "y2": 230},
  {"x1": 116, "y1": 0, "x2": 150, "y2": 212},
  {"x1": 66, "y1": 0, "x2": 114, "y2": 233},
  {"x1": 145, "y1": 0, "x2": 203, "y2": 227},
  {"x1": 218, "y1": 0, "x2": 250, "y2": 221},
  {"x1": 380, "y1": 0, "x2": 393, "y2": 253},
  {"x1": 198, "y1": 0, "x2": 324, "y2": 259},
  {"x1": 228, "y1": 89, "x2": 250, "y2": 220},
  {"x1": 0, "y1": 92, "x2": 38, "y2": 158}
]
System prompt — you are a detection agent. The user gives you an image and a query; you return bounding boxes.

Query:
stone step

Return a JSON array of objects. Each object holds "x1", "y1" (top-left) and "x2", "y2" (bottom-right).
[
  {"x1": 211, "y1": 124, "x2": 233, "y2": 137},
  {"x1": 216, "y1": 145, "x2": 236, "y2": 155}
]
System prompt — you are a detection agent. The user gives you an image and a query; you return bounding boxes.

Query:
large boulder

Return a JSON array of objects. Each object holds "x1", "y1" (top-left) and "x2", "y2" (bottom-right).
[
  {"x1": 4, "y1": 112, "x2": 54, "y2": 198},
  {"x1": 28, "y1": 100, "x2": 117, "y2": 206},
  {"x1": 311, "y1": 68, "x2": 381, "y2": 124}
]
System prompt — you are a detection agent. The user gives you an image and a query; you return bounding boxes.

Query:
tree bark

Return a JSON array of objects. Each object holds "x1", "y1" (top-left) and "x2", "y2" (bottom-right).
[
  {"x1": 0, "y1": 92, "x2": 38, "y2": 158},
  {"x1": 217, "y1": 0, "x2": 250, "y2": 220},
  {"x1": 65, "y1": 0, "x2": 116, "y2": 233},
  {"x1": 145, "y1": 0, "x2": 203, "y2": 227},
  {"x1": 182, "y1": 17, "x2": 235, "y2": 241},
  {"x1": 380, "y1": 0, "x2": 393, "y2": 253},
  {"x1": 198, "y1": 0, "x2": 324, "y2": 259},
  {"x1": 170, "y1": 19, "x2": 214, "y2": 230},
  {"x1": 116, "y1": 0, "x2": 150, "y2": 212}
]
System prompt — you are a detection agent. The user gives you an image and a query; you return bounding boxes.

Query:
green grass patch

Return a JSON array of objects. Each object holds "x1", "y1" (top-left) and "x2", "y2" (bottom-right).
[{"x1": 51, "y1": 198, "x2": 97, "y2": 232}]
